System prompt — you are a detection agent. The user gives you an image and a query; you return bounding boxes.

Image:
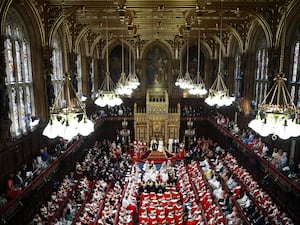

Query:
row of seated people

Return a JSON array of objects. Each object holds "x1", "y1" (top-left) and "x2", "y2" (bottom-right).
[
  {"x1": 215, "y1": 113, "x2": 240, "y2": 136},
  {"x1": 97, "y1": 181, "x2": 123, "y2": 225},
  {"x1": 241, "y1": 130, "x2": 273, "y2": 161},
  {"x1": 141, "y1": 160, "x2": 177, "y2": 187},
  {"x1": 187, "y1": 161, "x2": 226, "y2": 225},
  {"x1": 223, "y1": 152, "x2": 294, "y2": 224},
  {"x1": 215, "y1": 113, "x2": 300, "y2": 185},
  {"x1": 118, "y1": 164, "x2": 141, "y2": 225},
  {"x1": 200, "y1": 157, "x2": 253, "y2": 225},
  {"x1": 2, "y1": 138, "x2": 70, "y2": 209},
  {"x1": 215, "y1": 113, "x2": 268, "y2": 158},
  {"x1": 29, "y1": 138, "x2": 132, "y2": 225},
  {"x1": 226, "y1": 155, "x2": 290, "y2": 224},
  {"x1": 184, "y1": 134, "x2": 288, "y2": 225},
  {"x1": 118, "y1": 159, "x2": 205, "y2": 225},
  {"x1": 73, "y1": 179, "x2": 109, "y2": 225},
  {"x1": 206, "y1": 147, "x2": 295, "y2": 225},
  {"x1": 176, "y1": 162, "x2": 206, "y2": 225},
  {"x1": 64, "y1": 176, "x2": 94, "y2": 224},
  {"x1": 5, "y1": 147, "x2": 55, "y2": 202},
  {"x1": 78, "y1": 140, "x2": 131, "y2": 225},
  {"x1": 68, "y1": 140, "x2": 118, "y2": 224},
  {"x1": 71, "y1": 140, "x2": 131, "y2": 225},
  {"x1": 138, "y1": 188, "x2": 183, "y2": 225},
  {"x1": 64, "y1": 138, "x2": 130, "y2": 225},
  {"x1": 215, "y1": 155, "x2": 281, "y2": 224},
  {"x1": 107, "y1": 105, "x2": 133, "y2": 117},
  {"x1": 185, "y1": 134, "x2": 262, "y2": 222},
  {"x1": 187, "y1": 136, "x2": 223, "y2": 160},
  {"x1": 75, "y1": 140, "x2": 131, "y2": 183},
  {"x1": 136, "y1": 159, "x2": 181, "y2": 225},
  {"x1": 31, "y1": 173, "x2": 81, "y2": 224},
  {"x1": 89, "y1": 104, "x2": 133, "y2": 122},
  {"x1": 181, "y1": 105, "x2": 206, "y2": 117}
]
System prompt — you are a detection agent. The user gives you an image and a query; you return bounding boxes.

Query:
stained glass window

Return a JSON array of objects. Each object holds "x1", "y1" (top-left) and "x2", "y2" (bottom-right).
[
  {"x1": 5, "y1": 9, "x2": 34, "y2": 137},
  {"x1": 291, "y1": 41, "x2": 300, "y2": 107},
  {"x1": 52, "y1": 35, "x2": 64, "y2": 108},
  {"x1": 255, "y1": 48, "x2": 269, "y2": 104}
]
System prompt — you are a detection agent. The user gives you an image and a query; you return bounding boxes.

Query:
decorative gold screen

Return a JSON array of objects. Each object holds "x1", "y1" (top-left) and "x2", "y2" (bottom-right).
[{"x1": 134, "y1": 88, "x2": 180, "y2": 145}]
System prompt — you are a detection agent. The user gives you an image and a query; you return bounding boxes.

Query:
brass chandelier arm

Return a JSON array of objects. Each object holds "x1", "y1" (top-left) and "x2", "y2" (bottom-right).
[
  {"x1": 51, "y1": 80, "x2": 65, "y2": 111},
  {"x1": 260, "y1": 76, "x2": 297, "y2": 114}
]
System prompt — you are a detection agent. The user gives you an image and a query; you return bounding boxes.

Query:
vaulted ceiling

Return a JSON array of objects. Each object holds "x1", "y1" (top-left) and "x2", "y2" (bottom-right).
[{"x1": 45, "y1": 0, "x2": 286, "y2": 54}]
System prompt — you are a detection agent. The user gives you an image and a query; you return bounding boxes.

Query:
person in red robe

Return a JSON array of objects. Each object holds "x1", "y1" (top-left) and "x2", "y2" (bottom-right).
[{"x1": 6, "y1": 173, "x2": 22, "y2": 199}]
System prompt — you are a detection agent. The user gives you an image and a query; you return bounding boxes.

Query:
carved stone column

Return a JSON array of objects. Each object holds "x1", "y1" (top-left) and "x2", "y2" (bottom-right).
[
  {"x1": 70, "y1": 51, "x2": 78, "y2": 93},
  {"x1": 87, "y1": 56, "x2": 93, "y2": 92},
  {"x1": 42, "y1": 46, "x2": 55, "y2": 108},
  {"x1": 0, "y1": 35, "x2": 12, "y2": 149}
]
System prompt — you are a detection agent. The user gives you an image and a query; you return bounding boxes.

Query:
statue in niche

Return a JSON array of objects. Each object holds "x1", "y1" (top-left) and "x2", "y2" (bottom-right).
[{"x1": 146, "y1": 45, "x2": 168, "y2": 87}]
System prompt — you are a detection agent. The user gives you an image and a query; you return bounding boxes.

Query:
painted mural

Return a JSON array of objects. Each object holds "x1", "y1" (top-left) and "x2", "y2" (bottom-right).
[{"x1": 145, "y1": 45, "x2": 169, "y2": 87}]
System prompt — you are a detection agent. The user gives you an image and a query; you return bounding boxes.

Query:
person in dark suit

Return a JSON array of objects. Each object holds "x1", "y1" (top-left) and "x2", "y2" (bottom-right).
[{"x1": 13, "y1": 170, "x2": 24, "y2": 189}]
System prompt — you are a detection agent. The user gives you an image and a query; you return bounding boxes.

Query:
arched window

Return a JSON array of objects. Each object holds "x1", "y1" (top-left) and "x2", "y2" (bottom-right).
[
  {"x1": 52, "y1": 35, "x2": 64, "y2": 107},
  {"x1": 234, "y1": 46, "x2": 242, "y2": 97},
  {"x1": 5, "y1": 9, "x2": 34, "y2": 137},
  {"x1": 291, "y1": 40, "x2": 300, "y2": 107},
  {"x1": 254, "y1": 38, "x2": 268, "y2": 104}
]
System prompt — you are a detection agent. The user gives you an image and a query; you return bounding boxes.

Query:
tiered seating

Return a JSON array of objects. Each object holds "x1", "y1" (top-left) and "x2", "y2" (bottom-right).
[
  {"x1": 136, "y1": 161, "x2": 183, "y2": 225},
  {"x1": 138, "y1": 187, "x2": 182, "y2": 225},
  {"x1": 72, "y1": 179, "x2": 108, "y2": 225},
  {"x1": 223, "y1": 152, "x2": 294, "y2": 224},
  {"x1": 187, "y1": 160, "x2": 226, "y2": 225},
  {"x1": 61, "y1": 176, "x2": 94, "y2": 225},
  {"x1": 97, "y1": 181, "x2": 123, "y2": 225},
  {"x1": 31, "y1": 174, "x2": 79, "y2": 224},
  {"x1": 1, "y1": 139, "x2": 70, "y2": 210},
  {"x1": 118, "y1": 164, "x2": 140, "y2": 225},
  {"x1": 176, "y1": 162, "x2": 205, "y2": 225},
  {"x1": 209, "y1": 157, "x2": 253, "y2": 225}
]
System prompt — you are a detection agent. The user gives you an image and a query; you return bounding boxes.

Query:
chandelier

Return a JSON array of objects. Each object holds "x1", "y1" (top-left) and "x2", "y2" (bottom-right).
[
  {"x1": 189, "y1": 29, "x2": 207, "y2": 96},
  {"x1": 43, "y1": 74, "x2": 94, "y2": 140},
  {"x1": 248, "y1": 75, "x2": 300, "y2": 140},
  {"x1": 95, "y1": 71, "x2": 123, "y2": 107},
  {"x1": 248, "y1": 5, "x2": 300, "y2": 140},
  {"x1": 205, "y1": 9, "x2": 234, "y2": 107},
  {"x1": 175, "y1": 30, "x2": 194, "y2": 90},
  {"x1": 126, "y1": 47, "x2": 140, "y2": 90},
  {"x1": 94, "y1": 17, "x2": 123, "y2": 107},
  {"x1": 115, "y1": 31, "x2": 133, "y2": 96}
]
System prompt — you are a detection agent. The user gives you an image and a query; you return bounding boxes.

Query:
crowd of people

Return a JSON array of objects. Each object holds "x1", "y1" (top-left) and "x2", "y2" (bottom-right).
[
  {"x1": 89, "y1": 104, "x2": 133, "y2": 122},
  {"x1": 2, "y1": 104, "x2": 298, "y2": 225},
  {"x1": 181, "y1": 105, "x2": 206, "y2": 117},
  {"x1": 30, "y1": 138, "x2": 132, "y2": 225},
  {"x1": 24, "y1": 131, "x2": 295, "y2": 225},
  {"x1": 215, "y1": 113, "x2": 300, "y2": 185},
  {"x1": 1, "y1": 139, "x2": 69, "y2": 208},
  {"x1": 223, "y1": 152, "x2": 294, "y2": 224}
]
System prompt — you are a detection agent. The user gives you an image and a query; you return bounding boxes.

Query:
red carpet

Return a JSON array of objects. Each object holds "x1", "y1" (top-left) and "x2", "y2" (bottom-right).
[{"x1": 139, "y1": 149, "x2": 177, "y2": 163}]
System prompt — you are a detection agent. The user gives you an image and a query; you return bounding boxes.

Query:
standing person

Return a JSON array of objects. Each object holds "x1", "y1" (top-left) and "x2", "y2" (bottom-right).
[{"x1": 13, "y1": 170, "x2": 24, "y2": 189}]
